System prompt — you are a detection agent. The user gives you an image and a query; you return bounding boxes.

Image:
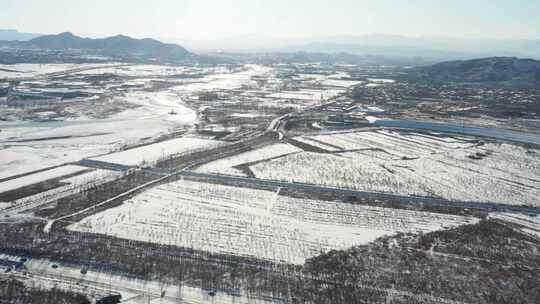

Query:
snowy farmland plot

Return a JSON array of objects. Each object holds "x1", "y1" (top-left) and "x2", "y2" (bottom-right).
[
  {"x1": 0, "y1": 63, "x2": 114, "y2": 79},
  {"x1": 68, "y1": 179, "x2": 478, "y2": 265},
  {"x1": 14, "y1": 169, "x2": 122, "y2": 205},
  {"x1": 489, "y1": 212, "x2": 540, "y2": 238},
  {"x1": 0, "y1": 167, "x2": 122, "y2": 213},
  {"x1": 0, "y1": 165, "x2": 88, "y2": 194},
  {"x1": 195, "y1": 143, "x2": 302, "y2": 176},
  {"x1": 90, "y1": 137, "x2": 224, "y2": 167},
  {"x1": 0, "y1": 119, "x2": 180, "y2": 179},
  {"x1": 172, "y1": 65, "x2": 272, "y2": 94},
  {"x1": 0, "y1": 93, "x2": 199, "y2": 179},
  {"x1": 247, "y1": 130, "x2": 540, "y2": 206},
  {"x1": 0, "y1": 65, "x2": 271, "y2": 181},
  {"x1": 267, "y1": 89, "x2": 344, "y2": 102},
  {"x1": 320, "y1": 79, "x2": 364, "y2": 88},
  {"x1": 113, "y1": 90, "x2": 197, "y2": 123},
  {"x1": 76, "y1": 64, "x2": 188, "y2": 77}
]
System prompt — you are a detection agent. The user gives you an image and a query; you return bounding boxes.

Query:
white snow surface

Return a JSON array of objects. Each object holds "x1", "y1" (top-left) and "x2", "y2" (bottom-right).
[
  {"x1": 76, "y1": 64, "x2": 188, "y2": 77},
  {"x1": 367, "y1": 78, "x2": 396, "y2": 83},
  {"x1": 4, "y1": 169, "x2": 122, "y2": 216},
  {"x1": 173, "y1": 65, "x2": 272, "y2": 93},
  {"x1": 365, "y1": 115, "x2": 380, "y2": 123},
  {"x1": 268, "y1": 89, "x2": 343, "y2": 101},
  {"x1": 0, "y1": 63, "x2": 114, "y2": 79},
  {"x1": 0, "y1": 165, "x2": 88, "y2": 193},
  {"x1": 320, "y1": 79, "x2": 364, "y2": 87},
  {"x1": 489, "y1": 212, "x2": 540, "y2": 238},
  {"x1": 114, "y1": 90, "x2": 196, "y2": 122},
  {"x1": 251, "y1": 130, "x2": 540, "y2": 206},
  {"x1": 69, "y1": 179, "x2": 478, "y2": 264},
  {"x1": 365, "y1": 83, "x2": 382, "y2": 87},
  {"x1": 91, "y1": 137, "x2": 223, "y2": 166},
  {"x1": 196, "y1": 143, "x2": 302, "y2": 176},
  {"x1": 0, "y1": 91, "x2": 198, "y2": 179}
]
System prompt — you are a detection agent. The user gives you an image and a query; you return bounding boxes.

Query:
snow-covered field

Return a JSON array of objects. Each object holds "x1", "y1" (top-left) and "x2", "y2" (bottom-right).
[
  {"x1": 250, "y1": 130, "x2": 540, "y2": 206},
  {"x1": 112, "y1": 90, "x2": 196, "y2": 122},
  {"x1": 18, "y1": 169, "x2": 121, "y2": 203},
  {"x1": 0, "y1": 165, "x2": 88, "y2": 193},
  {"x1": 69, "y1": 179, "x2": 478, "y2": 264},
  {"x1": 196, "y1": 143, "x2": 301, "y2": 176},
  {"x1": 0, "y1": 63, "x2": 114, "y2": 79},
  {"x1": 268, "y1": 89, "x2": 343, "y2": 101},
  {"x1": 173, "y1": 65, "x2": 272, "y2": 94},
  {"x1": 297, "y1": 72, "x2": 363, "y2": 88},
  {"x1": 489, "y1": 212, "x2": 540, "y2": 238},
  {"x1": 367, "y1": 78, "x2": 396, "y2": 83},
  {"x1": 365, "y1": 83, "x2": 382, "y2": 87},
  {"x1": 1, "y1": 169, "x2": 122, "y2": 213},
  {"x1": 0, "y1": 119, "x2": 185, "y2": 179},
  {"x1": 297, "y1": 130, "x2": 476, "y2": 155},
  {"x1": 0, "y1": 64, "x2": 270, "y2": 180},
  {"x1": 0, "y1": 91, "x2": 198, "y2": 179},
  {"x1": 91, "y1": 137, "x2": 223, "y2": 167},
  {"x1": 76, "y1": 64, "x2": 188, "y2": 77},
  {"x1": 320, "y1": 79, "x2": 364, "y2": 87}
]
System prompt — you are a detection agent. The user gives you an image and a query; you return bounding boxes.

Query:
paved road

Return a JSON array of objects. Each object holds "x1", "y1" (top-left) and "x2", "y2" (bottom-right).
[
  {"x1": 73, "y1": 154, "x2": 540, "y2": 215},
  {"x1": 77, "y1": 159, "x2": 134, "y2": 172},
  {"x1": 179, "y1": 171, "x2": 540, "y2": 215}
]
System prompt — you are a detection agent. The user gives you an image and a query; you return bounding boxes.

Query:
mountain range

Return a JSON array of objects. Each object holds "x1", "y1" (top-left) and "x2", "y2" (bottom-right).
[
  {"x1": 173, "y1": 34, "x2": 540, "y2": 61},
  {"x1": 3, "y1": 30, "x2": 539, "y2": 62},
  {"x1": 2, "y1": 30, "x2": 540, "y2": 74},
  {"x1": 0, "y1": 32, "x2": 192, "y2": 62},
  {"x1": 0, "y1": 29, "x2": 41, "y2": 41},
  {"x1": 416, "y1": 57, "x2": 540, "y2": 83}
]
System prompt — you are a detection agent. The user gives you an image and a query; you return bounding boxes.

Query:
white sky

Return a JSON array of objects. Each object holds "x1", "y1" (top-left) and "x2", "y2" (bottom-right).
[{"x1": 1, "y1": 0, "x2": 539, "y2": 41}]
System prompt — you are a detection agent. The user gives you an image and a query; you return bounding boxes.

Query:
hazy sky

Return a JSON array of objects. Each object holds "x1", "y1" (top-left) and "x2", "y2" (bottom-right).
[{"x1": 1, "y1": 0, "x2": 539, "y2": 40}]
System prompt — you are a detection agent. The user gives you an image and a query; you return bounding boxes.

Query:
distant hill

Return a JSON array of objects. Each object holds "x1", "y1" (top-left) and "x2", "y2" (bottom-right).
[
  {"x1": 286, "y1": 42, "x2": 477, "y2": 61},
  {"x1": 0, "y1": 29, "x2": 41, "y2": 41},
  {"x1": 211, "y1": 51, "x2": 435, "y2": 66},
  {"x1": 176, "y1": 34, "x2": 540, "y2": 61},
  {"x1": 294, "y1": 35, "x2": 540, "y2": 60},
  {"x1": 1, "y1": 32, "x2": 192, "y2": 62},
  {"x1": 418, "y1": 57, "x2": 540, "y2": 83}
]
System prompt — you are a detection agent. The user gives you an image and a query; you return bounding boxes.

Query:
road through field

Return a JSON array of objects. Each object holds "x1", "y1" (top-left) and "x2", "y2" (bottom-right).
[{"x1": 179, "y1": 171, "x2": 540, "y2": 215}]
